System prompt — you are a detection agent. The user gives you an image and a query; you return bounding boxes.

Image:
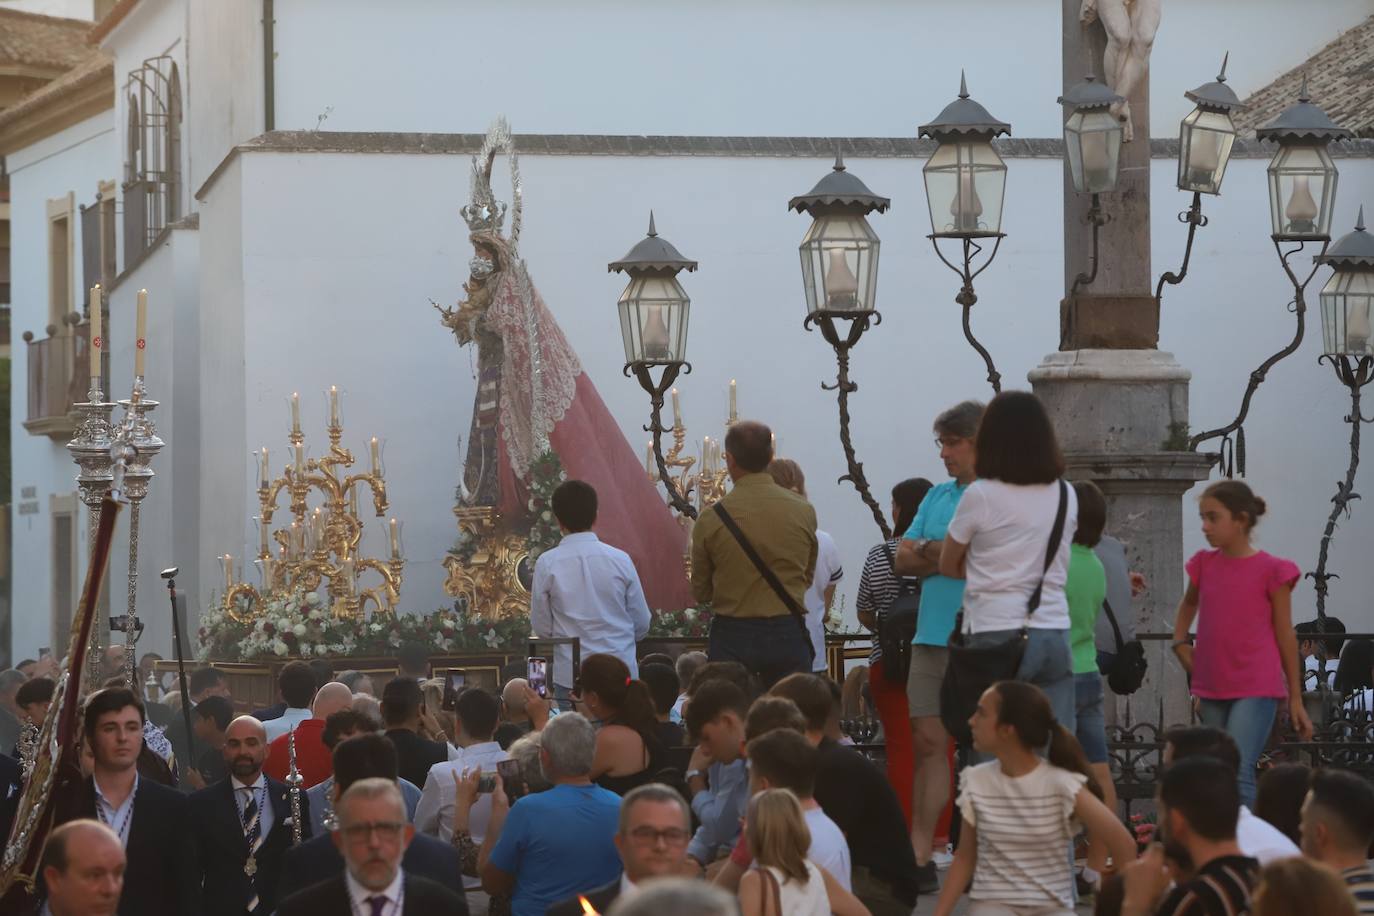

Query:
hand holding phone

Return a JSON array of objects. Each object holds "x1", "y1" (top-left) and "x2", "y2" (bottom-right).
[
  {"x1": 496, "y1": 758, "x2": 526, "y2": 803},
  {"x1": 441, "y1": 669, "x2": 466, "y2": 711},
  {"x1": 526, "y1": 657, "x2": 548, "y2": 699}
]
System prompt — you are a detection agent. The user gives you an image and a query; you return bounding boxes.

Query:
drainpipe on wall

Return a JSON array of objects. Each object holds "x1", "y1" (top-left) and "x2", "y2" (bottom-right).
[{"x1": 262, "y1": 0, "x2": 275, "y2": 132}]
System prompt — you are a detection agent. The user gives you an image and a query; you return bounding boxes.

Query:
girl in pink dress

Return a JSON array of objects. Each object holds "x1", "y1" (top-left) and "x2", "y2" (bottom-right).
[{"x1": 1172, "y1": 481, "x2": 1314, "y2": 805}]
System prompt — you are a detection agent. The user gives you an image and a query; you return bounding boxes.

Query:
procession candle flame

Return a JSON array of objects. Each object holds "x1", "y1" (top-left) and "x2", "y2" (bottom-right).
[{"x1": 578, "y1": 898, "x2": 600, "y2": 916}]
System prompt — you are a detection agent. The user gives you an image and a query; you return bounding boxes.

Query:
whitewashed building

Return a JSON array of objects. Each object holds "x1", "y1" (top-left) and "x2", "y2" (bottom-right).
[{"x1": 3, "y1": 0, "x2": 1373, "y2": 667}]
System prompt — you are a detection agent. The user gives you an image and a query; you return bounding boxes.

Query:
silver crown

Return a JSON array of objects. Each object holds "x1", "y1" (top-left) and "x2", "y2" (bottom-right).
[
  {"x1": 462, "y1": 200, "x2": 507, "y2": 234},
  {"x1": 461, "y1": 117, "x2": 522, "y2": 247}
]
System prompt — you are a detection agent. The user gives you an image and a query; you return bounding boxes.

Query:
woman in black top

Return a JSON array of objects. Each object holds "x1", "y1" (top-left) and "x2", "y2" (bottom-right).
[{"x1": 578, "y1": 654, "x2": 667, "y2": 795}]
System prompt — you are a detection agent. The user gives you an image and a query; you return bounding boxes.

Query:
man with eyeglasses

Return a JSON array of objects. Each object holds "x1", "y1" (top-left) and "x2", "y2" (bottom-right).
[
  {"x1": 546, "y1": 783, "x2": 693, "y2": 915},
  {"x1": 892, "y1": 398, "x2": 984, "y2": 894},
  {"x1": 276, "y1": 778, "x2": 466, "y2": 916}
]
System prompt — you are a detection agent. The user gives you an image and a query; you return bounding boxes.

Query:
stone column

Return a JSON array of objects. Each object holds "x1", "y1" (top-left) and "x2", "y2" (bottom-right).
[{"x1": 1030, "y1": 2, "x2": 1215, "y2": 732}]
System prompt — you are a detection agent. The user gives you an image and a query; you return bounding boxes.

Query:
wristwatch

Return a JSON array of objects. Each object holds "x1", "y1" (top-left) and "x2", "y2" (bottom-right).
[
  {"x1": 685, "y1": 768, "x2": 705, "y2": 781},
  {"x1": 914, "y1": 538, "x2": 932, "y2": 556}
]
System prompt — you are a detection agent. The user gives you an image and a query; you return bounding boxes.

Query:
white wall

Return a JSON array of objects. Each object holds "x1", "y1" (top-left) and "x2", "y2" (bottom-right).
[
  {"x1": 186, "y1": 0, "x2": 261, "y2": 197},
  {"x1": 270, "y1": 0, "x2": 1374, "y2": 139},
  {"x1": 7, "y1": 112, "x2": 117, "y2": 661},
  {"x1": 192, "y1": 145, "x2": 1374, "y2": 635},
  {"x1": 0, "y1": 0, "x2": 94, "y2": 19}
]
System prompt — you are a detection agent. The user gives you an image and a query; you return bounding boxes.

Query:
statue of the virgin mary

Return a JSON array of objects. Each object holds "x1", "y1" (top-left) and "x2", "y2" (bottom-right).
[{"x1": 437, "y1": 119, "x2": 693, "y2": 613}]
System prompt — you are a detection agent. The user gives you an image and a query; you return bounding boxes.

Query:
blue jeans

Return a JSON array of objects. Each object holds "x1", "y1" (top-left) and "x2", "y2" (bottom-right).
[
  {"x1": 1197, "y1": 696, "x2": 1278, "y2": 807},
  {"x1": 965, "y1": 627, "x2": 1075, "y2": 746},
  {"x1": 708, "y1": 614, "x2": 813, "y2": 690},
  {"x1": 1074, "y1": 672, "x2": 1108, "y2": 763}
]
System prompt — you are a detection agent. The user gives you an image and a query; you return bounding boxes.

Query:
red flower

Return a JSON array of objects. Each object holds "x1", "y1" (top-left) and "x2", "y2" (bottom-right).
[{"x1": 263, "y1": 623, "x2": 276, "y2": 636}]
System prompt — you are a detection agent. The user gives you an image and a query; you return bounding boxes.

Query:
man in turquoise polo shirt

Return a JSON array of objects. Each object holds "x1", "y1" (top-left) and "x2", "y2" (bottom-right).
[{"x1": 894, "y1": 399, "x2": 982, "y2": 892}]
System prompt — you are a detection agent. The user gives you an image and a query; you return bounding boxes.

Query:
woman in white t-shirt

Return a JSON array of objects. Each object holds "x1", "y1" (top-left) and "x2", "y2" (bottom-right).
[
  {"x1": 933, "y1": 681, "x2": 1135, "y2": 916},
  {"x1": 768, "y1": 459, "x2": 844, "y2": 673},
  {"x1": 940, "y1": 390, "x2": 1079, "y2": 730},
  {"x1": 737, "y1": 788, "x2": 868, "y2": 916}
]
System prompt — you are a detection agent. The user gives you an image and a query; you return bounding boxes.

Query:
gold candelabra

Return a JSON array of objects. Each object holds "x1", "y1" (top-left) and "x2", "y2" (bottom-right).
[
  {"x1": 644, "y1": 381, "x2": 738, "y2": 514},
  {"x1": 221, "y1": 388, "x2": 405, "y2": 621}
]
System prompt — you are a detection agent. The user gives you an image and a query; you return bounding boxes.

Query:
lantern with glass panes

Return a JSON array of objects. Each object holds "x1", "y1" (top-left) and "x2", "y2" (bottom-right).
[
  {"x1": 919, "y1": 72, "x2": 1011, "y2": 393},
  {"x1": 1316, "y1": 209, "x2": 1374, "y2": 362},
  {"x1": 1258, "y1": 77, "x2": 1352, "y2": 242},
  {"x1": 788, "y1": 152, "x2": 893, "y2": 537},
  {"x1": 1157, "y1": 56, "x2": 1245, "y2": 306},
  {"x1": 1059, "y1": 74, "x2": 1124, "y2": 295},
  {"x1": 610, "y1": 213, "x2": 699, "y2": 518}
]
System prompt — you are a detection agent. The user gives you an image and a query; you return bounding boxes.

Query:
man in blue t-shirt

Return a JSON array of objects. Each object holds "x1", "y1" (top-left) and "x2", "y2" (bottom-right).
[
  {"x1": 482, "y1": 713, "x2": 622, "y2": 916},
  {"x1": 894, "y1": 399, "x2": 982, "y2": 892}
]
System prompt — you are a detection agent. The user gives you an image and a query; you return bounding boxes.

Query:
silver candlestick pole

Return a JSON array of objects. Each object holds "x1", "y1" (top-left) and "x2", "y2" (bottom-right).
[
  {"x1": 67, "y1": 373, "x2": 117, "y2": 688},
  {"x1": 112, "y1": 376, "x2": 164, "y2": 687}
]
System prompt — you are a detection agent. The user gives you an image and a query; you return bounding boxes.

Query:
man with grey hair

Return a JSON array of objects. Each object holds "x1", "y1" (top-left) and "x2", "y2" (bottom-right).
[
  {"x1": 607, "y1": 879, "x2": 739, "y2": 916},
  {"x1": 671, "y1": 651, "x2": 707, "y2": 723},
  {"x1": 276, "y1": 777, "x2": 466, "y2": 915},
  {"x1": 894, "y1": 398, "x2": 983, "y2": 892},
  {"x1": 482, "y1": 713, "x2": 622, "y2": 916},
  {"x1": 0, "y1": 667, "x2": 26, "y2": 753},
  {"x1": 336, "y1": 670, "x2": 375, "y2": 697},
  {"x1": 548, "y1": 783, "x2": 693, "y2": 915}
]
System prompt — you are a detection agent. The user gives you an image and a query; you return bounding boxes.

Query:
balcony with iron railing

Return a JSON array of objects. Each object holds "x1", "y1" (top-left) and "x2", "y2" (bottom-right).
[{"x1": 21, "y1": 314, "x2": 91, "y2": 440}]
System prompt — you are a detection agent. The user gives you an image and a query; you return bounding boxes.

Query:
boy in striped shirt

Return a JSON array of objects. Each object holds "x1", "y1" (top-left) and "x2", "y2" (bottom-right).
[{"x1": 1300, "y1": 767, "x2": 1374, "y2": 914}]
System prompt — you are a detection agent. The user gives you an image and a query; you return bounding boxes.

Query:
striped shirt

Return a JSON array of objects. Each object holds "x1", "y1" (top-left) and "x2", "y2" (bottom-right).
[
  {"x1": 1156, "y1": 855, "x2": 1259, "y2": 916},
  {"x1": 855, "y1": 539, "x2": 919, "y2": 664},
  {"x1": 1343, "y1": 864, "x2": 1374, "y2": 915},
  {"x1": 957, "y1": 760, "x2": 1086, "y2": 909}
]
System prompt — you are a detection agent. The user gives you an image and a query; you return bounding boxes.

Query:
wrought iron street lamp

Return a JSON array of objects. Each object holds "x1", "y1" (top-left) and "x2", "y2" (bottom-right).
[
  {"x1": 789, "y1": 153, "x2": 892, "y2": 537},
  {"x1": 1157, "y1": 55, "x2": 1244, "y2": 305},
  {"x1": 1307, "y1": 210, "x2": 1374, "y2": 622},
  {"x1": 1189, "y1": 81, "x2": 1352, "y2": 472},
  {"x1": 1059, "y1": 73, "x2": 1124, "y2": 295},
  {"x1": 920, "y1": 72, "x2": 1011, "y2": 393},
  {"x1": 611, "y1": 213, "x2": 699, "y2": 518}
]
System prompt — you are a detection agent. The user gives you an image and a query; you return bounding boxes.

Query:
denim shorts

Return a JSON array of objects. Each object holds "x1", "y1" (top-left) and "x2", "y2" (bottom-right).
[{"x1": 1074, "y1": 672, "x2": 1108, "y2": 764}]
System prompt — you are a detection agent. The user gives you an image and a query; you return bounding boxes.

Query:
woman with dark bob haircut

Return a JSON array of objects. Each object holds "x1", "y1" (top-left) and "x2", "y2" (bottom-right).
[{"x1": 939, "y1": 391, "x2": 1079, "y2": 731}]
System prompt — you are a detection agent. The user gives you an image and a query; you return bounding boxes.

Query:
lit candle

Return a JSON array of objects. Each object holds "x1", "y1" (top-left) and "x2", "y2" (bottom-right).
[
  {"x1": 370, "y1": 437, "x2": 381, "y2": 475},
  {"x1": 729, "y1": 379, "x2": 738, "y2": 422},
  {"x1": 290, "y1": 392, "x2": 301, "y2": 435},
  {"x1": 645, "y1": 441, "x2": 654, "y2": 476},
  {"x1": 328, "y1": 385, "x2": 340, "y2": 426},
  {"x1": 671, "y1": 388, "x2": 681, "y2": 427},
  {"x1": 389, "y1": 518, "x2": 402, "y2": 559},
  {"x1": 256, "y1": 516, "x2": 269, "y2": 554},
  {"x1": 89, "y1": 284, "x2": 102, "y2": 380},
  {"x1": 134, "y1": 288, "x2": 148, "y2": 378},
  {"x1": 259, "y1": 447, "x2": 270, "y2": 490},
  {"x1": 222, "y1": 553, "x2": 234, "y2": 591}
]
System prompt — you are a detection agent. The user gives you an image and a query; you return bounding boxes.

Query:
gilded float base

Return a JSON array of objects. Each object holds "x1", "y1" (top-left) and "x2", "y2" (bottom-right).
[{"x1": 443, "y1": 506, "x2": 532, "y2": 620}]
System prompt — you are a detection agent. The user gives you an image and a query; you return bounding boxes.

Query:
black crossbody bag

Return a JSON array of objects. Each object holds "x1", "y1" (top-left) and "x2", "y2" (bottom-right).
[
  {"x1": 1102, "y1": 598, "x2": 1148, "y2": 695},
  {"x1": 712, "y1": 503, "x2": 816, "y2": 664},
  {"x1": 939, "y1": 480, "x2": 1068, "y2": 744}
]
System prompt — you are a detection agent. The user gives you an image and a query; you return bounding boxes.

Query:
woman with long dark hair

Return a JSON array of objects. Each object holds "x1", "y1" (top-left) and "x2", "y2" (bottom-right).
[
  {"x1": 932, "y1": 681, "x2": 1135, "y2": 916},
  {"x1": 856, "y1": 476, "x2": 933, "y2": 828},
  {"x1": 939, "y1": 390, "x2": 1078, "y2": 730},
  {"x1": 576, "y1": 653, "x2": 667, "y2": 795}
]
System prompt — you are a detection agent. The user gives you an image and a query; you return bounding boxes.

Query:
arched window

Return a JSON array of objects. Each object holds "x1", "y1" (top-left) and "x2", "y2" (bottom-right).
[{"x1": 122, "y1": 56, "x2": 181, "y2": 265}]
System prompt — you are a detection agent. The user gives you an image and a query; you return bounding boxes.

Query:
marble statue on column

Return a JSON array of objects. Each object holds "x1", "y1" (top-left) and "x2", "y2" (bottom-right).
[{"x1": 1081, "y1": 0, "x2": 1161, "y2": 142}]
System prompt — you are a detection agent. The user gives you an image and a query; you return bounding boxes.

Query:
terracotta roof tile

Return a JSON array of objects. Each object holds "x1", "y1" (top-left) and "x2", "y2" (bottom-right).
[
  {"x1": 0, "y1": 7, "x2": 92, "y2": 73},
  {"x1": 1234, "y1": 14, "x2": 1374, "y2": 139}
]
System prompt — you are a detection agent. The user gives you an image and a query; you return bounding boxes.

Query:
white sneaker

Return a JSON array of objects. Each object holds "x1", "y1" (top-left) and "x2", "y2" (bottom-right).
[{"x1": 932, "y1": 846, "x2": 954, "y2": 869}]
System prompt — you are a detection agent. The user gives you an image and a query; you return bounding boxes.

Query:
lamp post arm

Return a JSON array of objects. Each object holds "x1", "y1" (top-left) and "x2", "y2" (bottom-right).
[
  {"x1": 629, "y1": 363, "x2": 698, "y2": 520},
  {"x1": 931, "y1": 236, "x2": 1003, "y2": 395},
  {"x1": 1188, "y1": 239, "x2": 1328, "y2": 473},
  {"x1": 1070, "y1": 194, "x2": 1106, "y2": 298},
  {"x1": 1307, "y1": 356, "x2": 1374, "y2": 620},
  {"x1": 1155, "y1": 192, "x2": 1208, "y2": 306}
]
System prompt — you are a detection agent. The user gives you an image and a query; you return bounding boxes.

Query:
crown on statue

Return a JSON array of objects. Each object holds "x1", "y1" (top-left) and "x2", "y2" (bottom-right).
[{"x1": 461, "y1": 199, "x2": 507, "y2": 234}]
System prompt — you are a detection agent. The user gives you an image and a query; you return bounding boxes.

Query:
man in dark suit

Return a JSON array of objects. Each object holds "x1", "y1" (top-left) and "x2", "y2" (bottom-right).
[
  {"x1": 276, "y1": 778, "x2": 466, "y2": 916},
  {"x1": 547, "y1": 783, "x2": 690, "y2": 915},
  {"x1": 165, "y1": 665, "x2": 231, "y2": 786},
  {"x1": 381, "y1": 678, "x2": 446, "y2": 787},
  {"x1": 56, "y1": 686, "x2": 201, "y2": 916},
  {"x1": 276, "y1": 732, "x2": 464, "y2": 902},
  {"x1": 190, "y1": 714, "x2": 309, "y2": 916}
]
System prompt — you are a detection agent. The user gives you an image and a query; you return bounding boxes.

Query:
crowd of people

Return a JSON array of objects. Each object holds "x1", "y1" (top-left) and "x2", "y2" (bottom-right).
[{"x1": 3, "y1": 396, "x2": 1374, "y2": 915}]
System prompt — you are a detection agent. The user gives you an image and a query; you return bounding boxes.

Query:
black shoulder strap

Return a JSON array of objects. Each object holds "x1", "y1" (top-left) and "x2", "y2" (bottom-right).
[
  {"x1": 1026, "y1": 480, "x2": 1070, "y2": 619},
  {"x1": 1102, "y1": 599, "x2": 1126, "y2": 653},
  {"x1": 712, "y1": 503, "x2": 809, "y2": 635}
]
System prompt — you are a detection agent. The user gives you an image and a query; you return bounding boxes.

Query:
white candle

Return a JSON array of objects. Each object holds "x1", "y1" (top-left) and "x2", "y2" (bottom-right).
[
  {"x1": 645, "y1": 441, "x2": 654, "y2": 475},
  {"x1": 261, "y1": 557, "x2": 275, "y2": 588},
  {"x1": 671, "y1": 388, "x2": 681, "y2": 427},
  {"x1": 256, "y1": 516, "x2": 269, "y2": 554},
  {"x1": 328, "y1": 385, "x2": 340, "y2": 426},
  {"x1": 134, "y1": 289, "x2": 148, "y2": 378},
  {"x1": 289, "y1": 522, "x2": 301, "y2": 558},
  {"x1": 89, "y1": 284, "x2": 102, "y2": 380},
  {"x1": 370, "y1": 437, "x2": 381, "y2": 475},
  {"x1": 290, "y1": 392, "x2": 301, "y2": 434},
  {"x1": 349, "y1": 486, "x2": 360, "y2": 519},
  {"x1": 312, "y1": 507, "x2": 325, "y2": 546},
  {"x1": 294, "y1": 443, "x2": 305, "y2": 476},
  {"x1": 223, "y1": 554, "x2": 234, "y2": 591},
  {"x1": 729, "y1": 379, "x2": 737, "y2": 421},
  {"x1": 389, "y1": 518, "x2": 402, "y2": 559},
  {"x1": 702, "y1": 437, "x2": 712, "y2": 474},
  {"x1": 341, "y1": 559, "x2": 357, "y2": 597}
]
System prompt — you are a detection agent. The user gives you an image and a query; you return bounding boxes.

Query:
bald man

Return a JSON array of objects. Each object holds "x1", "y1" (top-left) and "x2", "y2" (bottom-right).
[
  {"x1": 41, "y1": 819, "x2": 126, "y2": 916},
  {"x1": 189, "y1": 715, "x2": 311, "y2": 916},
  {"x1": 264, "y1": 681, "x2": 352, "y2": 788}
]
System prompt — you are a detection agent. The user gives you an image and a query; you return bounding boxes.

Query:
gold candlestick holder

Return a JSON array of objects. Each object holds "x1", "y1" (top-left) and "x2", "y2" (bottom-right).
[{"x1": 222, "y1": 392, "x2": 404, "y2": 621}]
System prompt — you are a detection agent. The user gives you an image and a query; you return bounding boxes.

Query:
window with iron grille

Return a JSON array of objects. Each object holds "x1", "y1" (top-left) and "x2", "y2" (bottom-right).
[{"x1": 123, "y1": 57, "x2": 182, "y2": 268}]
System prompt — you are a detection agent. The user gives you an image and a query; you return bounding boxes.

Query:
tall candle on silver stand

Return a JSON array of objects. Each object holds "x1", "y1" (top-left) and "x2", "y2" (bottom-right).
[{"x1": 67, "y1": 284, "x2": 116, "y2": 688}]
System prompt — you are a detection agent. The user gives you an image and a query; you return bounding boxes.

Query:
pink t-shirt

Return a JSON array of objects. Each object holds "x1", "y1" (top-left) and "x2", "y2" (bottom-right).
[{"x1": 1186, "y1": 549, "x2": 1299, "y2": 700}]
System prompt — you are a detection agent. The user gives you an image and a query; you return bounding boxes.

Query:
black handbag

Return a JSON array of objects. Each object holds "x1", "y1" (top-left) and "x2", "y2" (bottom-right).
[
  {"x1": 1102, "y1": 598, "x2": 1148, "y2": 695},
  {"x1": 878, "y1": 543, "x2": 921, "y2": 684},
  {"x1": 712, "y1": 503, "x2": 816, "y2": 665},
  {"x1": 939, "y1": 480, "x2": 1069, "y2": 745}
]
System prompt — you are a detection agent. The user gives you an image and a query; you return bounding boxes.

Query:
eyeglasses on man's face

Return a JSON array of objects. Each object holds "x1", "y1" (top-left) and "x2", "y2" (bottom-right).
[
  {"x1": 340, "y1": 821, "x2": 406, "y2": 843},
  {"x1": 627, "y1": 826, "x2": 690, "y2": 847}
]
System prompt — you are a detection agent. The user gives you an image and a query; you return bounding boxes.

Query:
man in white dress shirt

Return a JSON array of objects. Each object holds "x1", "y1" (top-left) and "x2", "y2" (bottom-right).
[{"x1": 530, "y1": 480, "x2": 652, "y2": 701}]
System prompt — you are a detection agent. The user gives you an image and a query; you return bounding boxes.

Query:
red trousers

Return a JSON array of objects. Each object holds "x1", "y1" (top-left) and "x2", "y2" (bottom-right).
[{"x1": 869, "y1": 658, "x2": 914, "y2": 828}]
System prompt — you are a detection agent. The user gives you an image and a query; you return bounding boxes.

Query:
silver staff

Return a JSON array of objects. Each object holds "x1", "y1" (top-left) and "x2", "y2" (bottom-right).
[{"x1": 286, "y1": 725, "x2": 304, "y2": 845}]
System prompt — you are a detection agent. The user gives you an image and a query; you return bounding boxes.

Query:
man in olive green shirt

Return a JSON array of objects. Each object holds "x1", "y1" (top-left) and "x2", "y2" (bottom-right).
[{"x1": 691, "y1": 420, "x2": 818, "y2": 688}]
